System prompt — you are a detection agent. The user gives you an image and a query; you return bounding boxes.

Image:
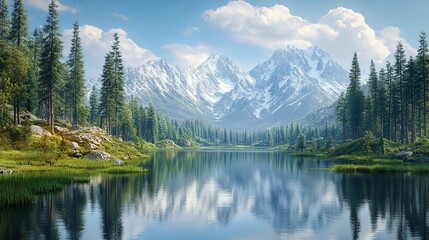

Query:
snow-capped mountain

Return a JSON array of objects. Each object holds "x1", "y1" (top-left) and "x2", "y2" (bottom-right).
[
  {"x1": 87, "y1": 46, "x2": 349, "y2": 130},
  {"x1": 214, "y1": 46, "x2": 349, "y2": 129}
]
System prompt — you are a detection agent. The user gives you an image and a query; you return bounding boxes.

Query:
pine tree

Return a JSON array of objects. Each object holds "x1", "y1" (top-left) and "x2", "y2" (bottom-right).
[
  {"x1": 378, "y1": 68, "x2": 388, "y2": 138},
  {"x1": 89, "y1": 86, "x2": 98, "y2": 124},
  {"x1": 147, "y1": 103, "x2": 158, "y2": 143},
  {"x1": 394, "y1": 42, "x2": 406, "y2": 143},
  {"x1": 66, "y1": 22, "x2": 85, "y2": 126},
  {"x1": 121, "y1": 103, "x2": 135, "y2": 141},
  {"x1": 0, "y1": 0, "x2": 9, "y2": 41},
  {"x1": 0, "y1": 42, "x2": 25, "y2": 126},
  {"x1": 417, "y1": 32, "x2": 429, "y2": 137},
  {"x1": 99, "y1": 52, "x2": 114, "y2": 135},
  {"x1": 368, "y1": 60, "x2": 379, "y2": 135},
  {"x1": 110, "y1": 32, "x2": 125, "y2": 137},
  {"x1": 405, "y1": 57, "x2": 417, "y2": 143},
  {"x1": 386, "y1": 62, "x2": 394, "y2": 140},
  {"x1": 26, "y1": 28, "x2": 43, "y2": 114},
  {"x1": 346, "y1": 53, "x2": 365, "y2": 139},
  {"x1": 9, "y1": 0, "x2": 28, "y2": 46},
  {"x1": 296, "y1": 133, "x2": 306, "y2": 152},
  {"x1": 39, "y1": 0, "x2": 63, "y2": 134},
  {"x1": 335, "y1": 92, "x2": 347, "y2": 142}
]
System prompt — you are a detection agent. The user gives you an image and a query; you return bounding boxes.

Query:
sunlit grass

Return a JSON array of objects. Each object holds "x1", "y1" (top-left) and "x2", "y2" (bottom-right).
[
  {"x1": 102, "y1": 166, "x2": 148, "y2": 174},
  {"x1": 333, "y1": 162, "x2": 429, "y2": 173},
  {"x1": 0, "y1": 173, "x2": 89, "y2": 206}
]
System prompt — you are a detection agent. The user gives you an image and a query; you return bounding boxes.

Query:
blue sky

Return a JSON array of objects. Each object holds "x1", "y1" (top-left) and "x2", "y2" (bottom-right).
[{"x1": 21, "y1": 0, "x2": 429, "y2": 77}]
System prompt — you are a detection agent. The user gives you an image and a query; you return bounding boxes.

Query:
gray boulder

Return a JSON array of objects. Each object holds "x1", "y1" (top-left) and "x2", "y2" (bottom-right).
[
  {"x1": 54, "y1": 126, "x2": 69, "y2": 133},
  {"x1": 71, "y1": 141, "x2": 79, "y2": 150},
  {"x1": 79, "y1": 133, "x2": 102, "y2": 145},
  {"x1": 31, "y1": 125, "x2": 52, "y2": 137},
  {"x1": 0, "y1": 167, "x2": 13, "y2": 174},
  {"x1": 395, "y1": 151, "x2": 413, "y2": 161},
  {"x1": 84, "y1": 150, "x2": 111, "y2": 160},
  {"x1": 112, "y1": 158, "x2": 125, "y2": 165}
]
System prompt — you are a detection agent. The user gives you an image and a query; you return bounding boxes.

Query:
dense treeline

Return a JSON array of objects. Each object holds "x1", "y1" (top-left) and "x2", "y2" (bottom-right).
[
  {"x1": 336, "y1": 34, "x2": 429, "y2": 145},
  {"x1": 0, "y1": 0, "x2": 88, "y2": 133}
]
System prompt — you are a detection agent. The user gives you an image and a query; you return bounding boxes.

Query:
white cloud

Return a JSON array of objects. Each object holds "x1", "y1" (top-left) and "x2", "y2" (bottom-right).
[
  {"x1": 162, "y1": 43, "x2": 211, "y2": 68},
  {"x1": 62, "y1": 25, "x2": 158, "y2": 78},
  {"x1": 203, "y1": 1, "x2": 416, "y2": 70},
  {"x1": 378, "y1": 26, "x2": 417, "y2": 56},
  {"x1": 112, "y1": 12, "x2": 130, "y2": 22},
  {"x1": 24, "y1": 0, "x2": 79, "y2": 13},
  {"x1": 182, "y1": 26, "x2": 200, "y2": 36}
]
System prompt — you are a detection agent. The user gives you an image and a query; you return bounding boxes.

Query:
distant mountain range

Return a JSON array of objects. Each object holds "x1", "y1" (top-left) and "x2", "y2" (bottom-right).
[{"x1": 88, "y1": 46, "x2": 349, "y2": 130}]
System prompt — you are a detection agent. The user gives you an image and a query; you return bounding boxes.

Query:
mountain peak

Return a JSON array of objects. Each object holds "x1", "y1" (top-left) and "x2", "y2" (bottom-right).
[{"x1": 201, "y1": 53, "x2": 232, "y2": 66}]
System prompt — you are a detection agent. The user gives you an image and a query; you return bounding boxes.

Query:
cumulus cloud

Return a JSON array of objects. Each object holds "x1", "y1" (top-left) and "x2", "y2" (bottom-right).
[
  {"x1": 203, "y1": 1, "x2": 416, "y2": 69},
  {"x1": 24, "y1": 0, "x2": 78, "y2": 13},
  {"x1": 62, "y1": 25, "x2": 158, "y2": 78},
  {"x1": 162, "y1": 43, "x2": 211, "y2": 68},
  {"x1": 378, "y1": 27, "x2": 417, "y2": 56}
]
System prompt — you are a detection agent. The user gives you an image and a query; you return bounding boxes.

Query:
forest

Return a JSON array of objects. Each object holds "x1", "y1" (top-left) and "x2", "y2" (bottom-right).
[{"x1": 336, "y1": 36, "x2": 429, "y2": 145}]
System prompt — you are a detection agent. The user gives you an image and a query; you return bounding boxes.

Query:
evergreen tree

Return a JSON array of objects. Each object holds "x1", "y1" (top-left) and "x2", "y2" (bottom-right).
[
  {"x1": 378, "y1": 68, "x2": 388, "y2": 138},
  {"x1": 39, "y1": 0, "x2": 63, "y2": 134},
  {"x1": 336, "y1": 92, "x2": 347, "y2": 142},
  {"x1": 417, "y1": 32, "x2": 429, "y2": 136},
  {"x1": 394, "y1": 42, "x2": 406, "y2": 143},
  {"x1": 0, "y1": 0, "x2": 9, "y2": 41},
  {"x1": 146, "y1": 103, "x2": 158, "y2": 143},
  {"x1": 296, "y1": 133, "x2": 306, "y2": 152},
  {"x1": 346, "y1": 53, "x2": 365, "y2": 139},
  {"x1": 0, "y1": 42, "x2": 28, "y2": 125},
  {"x1": 405, "y1": 57, "x2": 417, "y2": 143},
  {"x1": 121, "y1": 103, "x2": 135, "y2": 141},
  {"x1": 110, "y1": 32, "x2": 125, "y2": 137},
  {"x1": 89, "y1": 86, "x2": 98, "y2": 124},
  {"x1": 9, "y1": 0, "x2": 28, "y2": 46},
  {"x1": 386, "y1": 62, "x2": 394, "y2": 140},
  {"x1": 26, "y1": 28, "x2": 43, "y2": 113},
  {"x1": 66, "y1": 22, "x2": 85, "y2": 125},
  {"x1": 368, "y1": 60, "x2": 379, "y2": 135},
  {"x1": 99, "y1": 52, "x2": 114, "y2": 135}
]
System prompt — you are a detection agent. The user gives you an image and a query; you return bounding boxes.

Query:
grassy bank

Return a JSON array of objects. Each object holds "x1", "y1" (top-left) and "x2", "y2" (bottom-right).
[
  {"x1": 326, "y1": 137, "x2": 429, "y2": 173},
  {"x1": 0, "y1": 172, "x2": 89, "y2": 206}
]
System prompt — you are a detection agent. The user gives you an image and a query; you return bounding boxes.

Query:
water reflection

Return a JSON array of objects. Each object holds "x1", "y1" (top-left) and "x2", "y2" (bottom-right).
[{"x1": 0, "y1": 150, "x2": 428, "y2": 239}]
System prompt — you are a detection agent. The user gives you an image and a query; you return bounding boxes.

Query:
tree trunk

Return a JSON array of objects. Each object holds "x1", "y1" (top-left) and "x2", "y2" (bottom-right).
[
  {"x1": 49, "y1": 90, "x2": 55, "y2": 135},
  {"x1": 115, "y1": 108, "x2": 119, "y2": 137}
]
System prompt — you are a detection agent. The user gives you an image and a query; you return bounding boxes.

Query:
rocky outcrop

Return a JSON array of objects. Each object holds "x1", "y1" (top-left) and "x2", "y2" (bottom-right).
[
  {"x1": 84, "y1": 150, "x2": 111, "y2": 160},
  {"x1": 84, "y1": 150, "x2": 124, "y2": 165},
  {"x1": 31, "y1": 125, "x2": 52, "y2": 137},
  {"x1": 395, "y1": 151, "x2": 413, "y2": 161},
  {"x1": 156, "y1": 139, "x2": 180, "y2": 148}
]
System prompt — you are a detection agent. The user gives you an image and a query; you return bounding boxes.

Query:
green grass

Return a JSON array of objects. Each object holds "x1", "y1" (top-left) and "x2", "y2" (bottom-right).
[
  {"x1": 102, "y1": 166, "x2": 148, "y2": 174},
  {"x1": 329, "y1": 138, "x2": 403, "y2": 157},
  {"x1": 0, "y1": 173, "x2": 89, "y2": 206},
  {"x1": 333, "y1": 162, "x2": 429, "y2": 173},
  {"x1": 284, "y1": 150, "x2": 326, "y2": 157}
]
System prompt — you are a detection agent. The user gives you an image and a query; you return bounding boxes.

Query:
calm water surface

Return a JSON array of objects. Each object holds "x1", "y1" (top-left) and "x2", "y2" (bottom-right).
[{"x1": 1, "y1": 150, "x2": 429, "y2": 239}]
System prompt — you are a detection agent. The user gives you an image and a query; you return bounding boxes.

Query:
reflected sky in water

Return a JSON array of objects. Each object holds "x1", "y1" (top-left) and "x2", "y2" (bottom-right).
[{"x1": 1, "y1": 150, "x2": 428, "y2": 239}]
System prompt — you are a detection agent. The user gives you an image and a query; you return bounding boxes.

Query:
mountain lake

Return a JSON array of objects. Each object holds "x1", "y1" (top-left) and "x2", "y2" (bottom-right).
[{"x1": 1, "y1": 149, "x2": 427, "y2": 239}]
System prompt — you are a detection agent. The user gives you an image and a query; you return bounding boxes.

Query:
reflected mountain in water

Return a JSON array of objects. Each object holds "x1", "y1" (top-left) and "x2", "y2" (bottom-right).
[{"x1": 1, "y1": 150, "x2": 429, "y2": 239}]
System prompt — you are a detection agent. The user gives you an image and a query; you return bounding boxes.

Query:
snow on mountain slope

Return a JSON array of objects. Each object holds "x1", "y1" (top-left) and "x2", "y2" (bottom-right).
[{"x1": 87, "y1": 46, "x2": 349, "y2": 130}]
